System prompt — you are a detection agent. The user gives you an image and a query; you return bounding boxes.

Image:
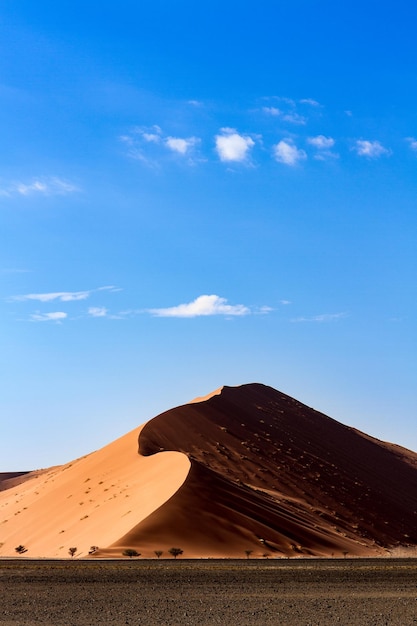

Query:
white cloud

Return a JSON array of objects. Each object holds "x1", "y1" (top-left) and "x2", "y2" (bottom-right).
[
  {"x1": 148, "y1": 294, "x2": 251, "y2": 318},
  {"x1": 30, "y1": 311, "x2": 67, "y2": 322},
  {"x1": 307, "y1": 135, "x2": 335, "y2": 149},
  {"x1": 215, "y1": 129, "x2": 255, "y2": 162},
  {"x1": 354, "y1": 140, "x2": 390, "y2": 158},
  {"x1": 9, "y1": 286, "x2": 118, "y2": 303},
  {"x1": 307, "y1": 135, "x2": 338, "y2": 160},
  {"x1": 0, "y1": 177, "x2": 78, "y2": 197},
  {"x1": 165, "y1": 136, "x2": 199, "y2": 154},
  {"x1": 88, "y1": 307, "x2": 108, "y2": 317},
  {"x1": 273, "y1": 140, "x2": 307, "y2": 166},
  {"x1": 123, "y1": 125, "x2": 200, "y2": 163},
  {"x1": 291, "y1": 312, "x2": 348, "y2": 323}
]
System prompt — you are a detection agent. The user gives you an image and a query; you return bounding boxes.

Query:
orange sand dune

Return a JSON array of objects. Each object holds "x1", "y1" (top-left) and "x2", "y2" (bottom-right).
[
  {"x1": 0, "y1": 426, "x2": 189, "y2": 558},
  {"x1": 2, "y1": 383, "x2": 417, "y2": 559}
]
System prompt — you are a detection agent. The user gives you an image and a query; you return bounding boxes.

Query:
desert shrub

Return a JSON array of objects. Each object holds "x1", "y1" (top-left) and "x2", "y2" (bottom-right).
[
  {"x1": 122, "y1": 548, "x2": 140, "y2": 558},
  {"x1": 168, "y1": 547, "x2": 183, "y2": 559},
  {"x1": 15, "y1": 545, "x2": 27, "y2": 554},
  {"x1": 154, "y1": 550, "x2": 163, "y2": 559}
]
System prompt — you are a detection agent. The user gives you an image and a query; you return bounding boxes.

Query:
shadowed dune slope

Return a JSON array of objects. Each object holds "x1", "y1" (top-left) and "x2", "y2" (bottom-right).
[{"x1": 127, "y1": 383, "x2": 417, "y2": 557}]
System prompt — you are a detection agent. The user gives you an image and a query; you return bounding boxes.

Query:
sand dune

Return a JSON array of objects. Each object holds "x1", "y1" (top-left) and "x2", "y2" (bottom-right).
[
  {"x1": 1, "y1": 383, "x2": 417, "y2": 558},
  {"x1": 0, "y1": 426, "x2": 189, "y2": 558}
]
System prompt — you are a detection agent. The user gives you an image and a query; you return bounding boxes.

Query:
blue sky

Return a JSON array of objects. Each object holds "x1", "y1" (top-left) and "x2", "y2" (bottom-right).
[{"x1": 1, "y1": 1, "x2": 416, "y2": 470}]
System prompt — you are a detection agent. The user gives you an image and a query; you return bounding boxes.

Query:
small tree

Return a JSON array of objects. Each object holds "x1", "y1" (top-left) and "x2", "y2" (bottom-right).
[
  {"x1": 122, "y1": 549, "x2": 140, "y2": 558},
  {"x1": 168, "y1": 547, "x2": 183, "y2": 559},
  {"x1": 15, "y1": 545, "x2": 27, "y2": 555},
  {"x1": 244, "y1": 550, "x2": 253, "y2": 559},
  {"x1": 89, "y1": 546, "x2": 99, "y2": 554},
  {"x1": 68, "y1": 547, "x2": 77, "y2": 558},
  {"x1": 154, "y1": 550, "x2": 163, "y2": 559}
]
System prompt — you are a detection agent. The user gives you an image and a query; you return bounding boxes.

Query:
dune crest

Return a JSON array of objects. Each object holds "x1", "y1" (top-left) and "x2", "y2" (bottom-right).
[{"x1": 188, "y1": 386, "x2": 224, "y2": 404}]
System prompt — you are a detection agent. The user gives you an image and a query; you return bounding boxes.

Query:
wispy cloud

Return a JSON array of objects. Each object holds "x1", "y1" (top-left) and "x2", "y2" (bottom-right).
[
  {"x1": 353, "y1": 140, "x2": 391, "y2": 158},
  {"x1": 299, "y1": 98, "x2": 321, "y2": 107},
  {"x1": 0, "y1": 177, "x2": 79, "y2": 197},
  {"x1": 30, "y1": 311, "x2": 67, "y2": 323},
  {"x1": 291, "y1": 312, "x2": 348, "y2": 323},
  {"x1": 148, "y1": 294, "x2": 252, "y2": 318},
  {"x1": 406, "y1": 137, "x2": 417, "y2": 151},
  {"x1": 215, "y1": 128, "x2": 255, "y2": 163},
  {"x1": 261, "y1": 106, "x2": 306, "y2": 125},
  {"x1": 273, "y1": 140, "x2": 307, "y2": 166},
  {"x1": 9, "y1": 286, "x2": 119, "y2": 303},
  {"x1": 88, "y1": 306, "x2": 108, "y2": 317}
]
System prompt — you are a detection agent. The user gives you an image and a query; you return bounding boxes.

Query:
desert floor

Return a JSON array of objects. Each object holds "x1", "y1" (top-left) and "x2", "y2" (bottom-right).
[{"x1": 1, "y1": 558, "x2": 417, "y2": 625}]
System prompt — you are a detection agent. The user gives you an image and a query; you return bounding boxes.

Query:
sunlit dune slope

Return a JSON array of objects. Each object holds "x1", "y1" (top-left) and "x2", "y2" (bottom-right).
[
  {"x1": 131, "y1": 383, "x2": 417, "y2": 557},
  {"x1": 0, "y1": 426, "x2": 189, "y2": 558}
]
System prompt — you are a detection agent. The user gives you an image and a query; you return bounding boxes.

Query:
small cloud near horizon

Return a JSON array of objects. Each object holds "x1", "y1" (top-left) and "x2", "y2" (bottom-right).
[
  {"x1": 30, "y1": 311, "x2": 67, "y2": 323},
  {"x1": 88, "y1": 306, "x2": 108, "y2": 317},
  {"x1": 0, "y1": 177, "x2": 78, "y2": 197},
  {"x1": 149, "y1": 294, "x2": 253, "y2": 318},
  {"x1": 9, "y1": 286, "x2": 119, "y2": 303},
  {"x1": 291, "y1": 312, "x2": 348, "y2": 323}
]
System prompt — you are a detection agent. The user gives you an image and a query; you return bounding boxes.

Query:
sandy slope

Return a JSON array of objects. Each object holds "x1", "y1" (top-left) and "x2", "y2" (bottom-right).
[
  {"x1": 0, "y1": 426, "x2": 189, "y2": 558},
  {"x1": 2, "y1": 383, "x2": 417, "y2": 559}
]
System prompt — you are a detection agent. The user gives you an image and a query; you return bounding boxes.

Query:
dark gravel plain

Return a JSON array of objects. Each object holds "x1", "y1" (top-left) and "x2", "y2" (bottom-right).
[{"x1": 1, "y1": 558, "x2": 417, "y2": 625}]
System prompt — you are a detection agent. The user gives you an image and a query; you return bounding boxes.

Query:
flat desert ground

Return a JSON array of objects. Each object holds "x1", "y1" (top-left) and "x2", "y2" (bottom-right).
[{"x1": 1, "y1": 558, "x2": 417, "y2": 625}]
